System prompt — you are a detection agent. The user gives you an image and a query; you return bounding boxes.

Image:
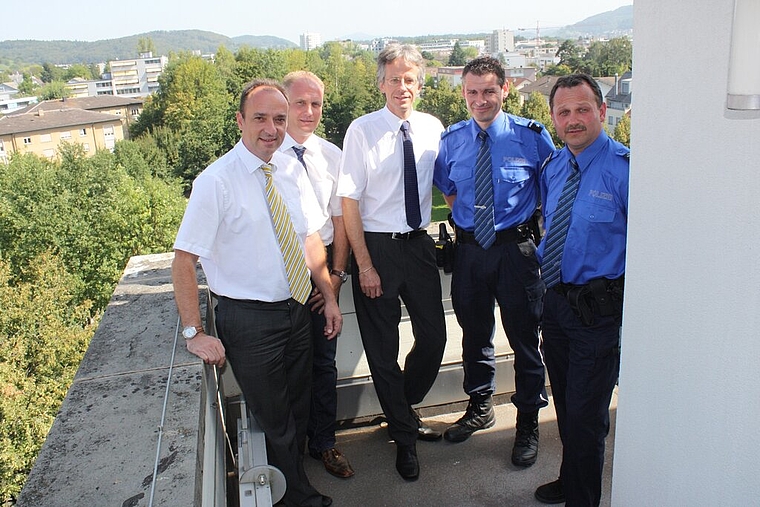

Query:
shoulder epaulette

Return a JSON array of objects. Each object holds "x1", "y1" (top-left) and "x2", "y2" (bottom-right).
[
  {"x1": 540, "y1": 151, "x2": 556, "y2": 171},
  {"x1": 615, "y1": 146, "x2": 631, "y2": 159},
  {"x1": 513, "y1": 115, "x2": 545, "y2": 134},
  {"x1": 441, "y1": 120, "x2": 467, "y2": 139}
]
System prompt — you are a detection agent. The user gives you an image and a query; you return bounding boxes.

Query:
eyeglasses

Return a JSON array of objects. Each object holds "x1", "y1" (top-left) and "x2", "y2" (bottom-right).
[{"x1": 385, "y1": 76, "x2": 418, "y2": 87}]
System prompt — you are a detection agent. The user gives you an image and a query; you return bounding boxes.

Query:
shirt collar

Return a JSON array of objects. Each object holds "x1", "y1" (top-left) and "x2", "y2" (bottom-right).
[
  {"x1": 574, "y1": 130, "x2": 610, "y2": 171},
  {"x1": 234, "y1": 139, "x2": 278, "y2": 174},
  {"x1": 381, "y1": 105, "x2": 416, "y2": 134},
  {"x1": 281, "y1": 132, "x2": 317, "y2": 152},
  {"x1": 467, "y1": 110, "x2": 509, "y2": 142}
]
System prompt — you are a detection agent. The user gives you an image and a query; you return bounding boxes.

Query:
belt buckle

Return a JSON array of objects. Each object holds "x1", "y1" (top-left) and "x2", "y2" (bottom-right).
[{"x1": 391, "y1": 231, "x2": 408, "y2": 240}]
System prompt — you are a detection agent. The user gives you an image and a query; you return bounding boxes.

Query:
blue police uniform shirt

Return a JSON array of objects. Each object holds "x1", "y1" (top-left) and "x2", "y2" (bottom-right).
[
  {"x1": 434, "y1": 111, "x2": 555, "y2": 231},
  {"x1": 537, "y1": 130, "x2": 630, "y2": 285}
]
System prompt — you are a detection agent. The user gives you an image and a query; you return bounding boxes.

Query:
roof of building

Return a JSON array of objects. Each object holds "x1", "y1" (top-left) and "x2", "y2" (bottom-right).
[
  {"x1": 0, "y1": 108, "x2": 122, "y2": 136},
  {"x1": 519, "y1": 75, "x2": 560, "y2": 96},
  {"x1": 7, "y1": 95, "x2": 143, "y2": 116}
]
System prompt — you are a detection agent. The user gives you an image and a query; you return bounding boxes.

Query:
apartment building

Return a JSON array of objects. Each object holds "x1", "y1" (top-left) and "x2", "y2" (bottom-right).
[
  {"x1": 0, "y1": 108, "x2": 124, "y2": 164},
  {"x1": 8, "y1": 96, "x2": 143, "y2": 137},
  {"x1": 65, "y1": 53, "x2": 168, "y2": 99},
  {"x1": 300, "y1": 32, "x2": 322, "y2": 51}
]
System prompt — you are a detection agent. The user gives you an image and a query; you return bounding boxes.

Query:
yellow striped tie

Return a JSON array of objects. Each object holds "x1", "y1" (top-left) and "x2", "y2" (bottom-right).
[{"x1": 261, "y1": 164, "x2": 312, "y2": 305}]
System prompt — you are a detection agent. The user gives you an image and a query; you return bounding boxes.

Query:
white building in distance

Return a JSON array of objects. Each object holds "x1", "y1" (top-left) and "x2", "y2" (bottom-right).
[{"x1": 300, "y1": 32, "x2": 322, "y2": 51}]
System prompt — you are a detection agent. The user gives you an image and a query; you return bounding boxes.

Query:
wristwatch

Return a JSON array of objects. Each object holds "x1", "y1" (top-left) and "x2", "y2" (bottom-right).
[
  {"x1": 330, "y1": 269, "x2": 349, "y2": 284},
  {"x1": 182, "y1": 325, "x2": 204, "y2": 340}
]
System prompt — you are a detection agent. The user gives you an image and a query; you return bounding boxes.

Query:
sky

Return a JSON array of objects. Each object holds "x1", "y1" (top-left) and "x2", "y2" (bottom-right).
[{"x1": 2, "y1": 0, "x2": 632, "y2": 44}]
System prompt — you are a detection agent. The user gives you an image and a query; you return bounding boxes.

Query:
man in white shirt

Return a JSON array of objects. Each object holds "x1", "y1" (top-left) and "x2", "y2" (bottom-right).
[
  {"x1": 172, "y1": 79, "x2": 340, "y2": 507},
  {"x1": 279, "y1": 71, "x2": 354, "y2": 479},
  {"x1": 337, "y1": 44, "x2": 447, "y2": 482}
]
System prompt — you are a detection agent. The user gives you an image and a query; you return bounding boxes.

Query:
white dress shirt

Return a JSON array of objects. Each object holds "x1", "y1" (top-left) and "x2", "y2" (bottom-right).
[
  {"x1": 279, "y1": 132, "x2": 342, "y2": 245},
  {"x1": 174, "y1": 140, "x2": 327, "y2": 301},
  {"x1": 337, "y1": 106, "x2": 444, "y2": 233}
]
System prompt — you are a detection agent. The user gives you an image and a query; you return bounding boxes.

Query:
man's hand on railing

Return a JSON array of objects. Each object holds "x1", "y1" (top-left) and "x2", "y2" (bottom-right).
[{"x1": 187, "y1": 333, "x2": 226, "y2": 367}]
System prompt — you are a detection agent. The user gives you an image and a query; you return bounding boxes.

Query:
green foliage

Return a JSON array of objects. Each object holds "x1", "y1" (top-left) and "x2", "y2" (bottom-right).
[
  {"x1": 40, "y1": 63, "x2": 64, "y2": 83},
  {"x1": 504, "y1": 85, "x2": 521, "y2": 115},
  {"x1": 37, "y1": 81, "x2": 70, "y2": 100},
  {"x1": 447, "y1": 42, "x2": 467, "y2": 66},
  {"x1": 521, "y1": 91, "x2": 559, "y2": 145},
  {"x1": 417, "y1": 77, "x2": 468, "y2": 127},
  {"x1": 0, "y1": 253, "x2": 96, "y2": 502},
  {"x1": 612, "y1": 113, "x2": 631, "y2": 147},
  {"x1": 137, "y1": 37, "x2": 157, "y2": 56},
  {"x1": 131, "y1": 54, "x2": 231, "y2": 185},
  {"x1": 63, "y1": 63, "x2": 97, "y2": 81},
  {"x1": 0, "y1": 145, "x2": 185, "y2": 501},
  {"x1": 550, "y1": 37, "x2": 632, "y2": 77},
  {"x1": 0, "y1": 146, "x2": 186, "y2": 310},
  {"x1": 17, "y1": 73, "x2": 36, "y2": 95}
]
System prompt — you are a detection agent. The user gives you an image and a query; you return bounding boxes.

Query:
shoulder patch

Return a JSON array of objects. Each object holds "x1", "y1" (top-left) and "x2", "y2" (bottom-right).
[
  {"x1": 513, "y1": 115, "x2": 545, "y2": 134},
  {"x1": 441, "y1": 120, "x2": 467, "y2": 139}
]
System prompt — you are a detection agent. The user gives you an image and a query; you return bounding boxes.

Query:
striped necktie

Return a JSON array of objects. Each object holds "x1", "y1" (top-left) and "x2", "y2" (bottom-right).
[
  {"x1": 541, "y1": 157, "x2": 580, "y2": 289},
  {"x1": 474, "y1": 130, "x2": 496, "y2": 249},
  {"x1": 400, "y1": 121, "x2": 421, "y2": 230},
  {"x1": 292, "y1": 145, "x2": 307, "y2": 171},
  {"x1": 260, "y1": 164, "x2": 312, "y2": 304}
]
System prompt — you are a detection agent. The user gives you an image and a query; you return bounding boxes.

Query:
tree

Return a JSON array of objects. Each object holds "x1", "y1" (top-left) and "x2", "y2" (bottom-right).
[
  {"x1": 417, "y1": 77, "x2": 468, "y2": 127},
  {"x1": 556, "y1": 40, "x2": 583, "y2": 70},
  {"x1": 612, "y1": 113, "x2": 631, "y2": 147},
  {"x1": 598, "y1": 37, "x2": 632, "y2": 76},
  {"x1": 448, "y1": 42, "x2": 467, "y2": 66},
  {"x1": 541, "y1": 63, "x2": 573, "y2": 76},
  {"x1": 0, "y1": 145, "x2": 186, "y2": 501},
  {"x1": 63, "y1": 64, "x2": 94, "y2": 81},
  {"x1": 504, "y1": 84, "x2": 521, "y2": 115},
  {"x1": 40, "y1": 62, "x2": 64, "y2": 83},
  {"x1": 17, "y1": 73, "x2": 36, "y2": 95},
  {"x1": 137, "y1": 37, "x2": 156, "y2": 56},
  {"x1": 131, "y1": 54, "x2": 230, "y2": 185},
  {"x1": 521, "y1": 91, "x2": 559, "y2": 145},
  {"x1": 37, "y1": 81, "x2": 70, "y2": 100}
]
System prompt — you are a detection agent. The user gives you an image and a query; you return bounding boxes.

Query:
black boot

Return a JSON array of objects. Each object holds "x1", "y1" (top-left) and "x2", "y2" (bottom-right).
[
  {"x1": 443, "y1": 394, "x2": 495, "y2": 442},
  {"x1": 511, "y1": 410, "x2": 539, "y2": 467}
]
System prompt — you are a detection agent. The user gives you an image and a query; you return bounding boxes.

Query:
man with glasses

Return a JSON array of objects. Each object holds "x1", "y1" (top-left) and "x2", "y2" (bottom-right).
[{"x1": 337, "y1": 44, "x2": 447, "y2": 482}]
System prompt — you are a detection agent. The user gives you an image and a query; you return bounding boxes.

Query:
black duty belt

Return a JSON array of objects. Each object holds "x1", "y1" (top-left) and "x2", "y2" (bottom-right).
[
  {"x1": 456, "y1": 224, "x2": 532, "y2": 246},
  {"x1": 367, "y1": 229, "x2": 427, "y2": 240},
  {"x1": 552, "y1": 276, "x2": 624, "y2": 297}
]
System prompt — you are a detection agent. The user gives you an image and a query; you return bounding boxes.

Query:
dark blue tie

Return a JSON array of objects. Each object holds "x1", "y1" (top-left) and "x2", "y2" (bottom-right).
[
  {"x1": 541, "y1": 157, "x2": 580, "y2": 288},
  {"x1": 474, "y1": 130, "x2": 495, "y2": 249},
  {"x1": 400, "y1": 121, "x2": 421, "y2": 230},
  {"x1": 292, "y1": 145, "x2": 307, "y2": 171}
]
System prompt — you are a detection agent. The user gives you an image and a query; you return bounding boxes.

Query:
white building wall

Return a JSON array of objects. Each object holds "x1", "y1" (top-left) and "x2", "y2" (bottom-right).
[{"x1": 612, "y1": 1, "x2": 760, "y2": 505}]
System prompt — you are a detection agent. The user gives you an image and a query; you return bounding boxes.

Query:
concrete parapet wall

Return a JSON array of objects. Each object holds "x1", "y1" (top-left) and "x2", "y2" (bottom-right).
[{"x1": 18, "y1": 253, "x2": 207, "y2": 507}]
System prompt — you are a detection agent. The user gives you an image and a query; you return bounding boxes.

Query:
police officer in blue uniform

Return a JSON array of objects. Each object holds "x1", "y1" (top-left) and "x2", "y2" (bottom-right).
[
  {"x1": 434, "y1": 57, "x2": 554, "y2": 467},
  {"x1": 533, "y1": 74, "x2": 629, "y2": 507}
]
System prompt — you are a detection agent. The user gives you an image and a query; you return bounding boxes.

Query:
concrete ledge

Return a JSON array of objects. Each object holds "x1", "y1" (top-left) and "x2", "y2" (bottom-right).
[{"x1": 18, "y1": 254, "x2": 208, "y2": 507}]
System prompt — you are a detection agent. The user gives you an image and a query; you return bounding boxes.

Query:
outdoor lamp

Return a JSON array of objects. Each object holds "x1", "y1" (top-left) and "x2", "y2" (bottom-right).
[{"x1": 727, "y1": 0, "x2": 760, "y2": 110}]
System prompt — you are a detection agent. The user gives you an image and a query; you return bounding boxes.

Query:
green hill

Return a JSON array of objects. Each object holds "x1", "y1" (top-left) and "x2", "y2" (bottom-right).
[{"x1": 0, "y1": 30, "x2": 298, "y2": 65}]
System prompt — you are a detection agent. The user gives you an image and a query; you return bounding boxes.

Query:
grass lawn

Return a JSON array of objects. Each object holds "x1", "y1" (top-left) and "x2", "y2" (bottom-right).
[{"x1": 431, "y1": 188, "x2": 450, "y2": 223}]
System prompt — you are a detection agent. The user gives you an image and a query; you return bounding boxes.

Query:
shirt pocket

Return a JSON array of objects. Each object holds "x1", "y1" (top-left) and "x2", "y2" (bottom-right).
[
  {"x1": 494, "y1": 165, "x2": 532, "y2": 209},
  {"x1": 571, "y1": 198, "x2": 616, "y2": 255}
]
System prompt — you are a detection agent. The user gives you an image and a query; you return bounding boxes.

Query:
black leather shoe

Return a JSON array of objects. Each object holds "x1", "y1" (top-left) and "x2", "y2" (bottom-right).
[
  {"x1": 412, "y1": 409, "x2": 442, "y2": 441},
  {"x1": 535, "y1": 479, "x2": 564, "y2": 504},
  {"x1": 512, "y1": 410, "x2": 539, "y2": 467},
  {"x1": 444, "y1": 394, "x2": 495, "y2": 442},
  {"x1": 395, "y1": 444, "x2": 419, "y2": 481},
  {"x1": 321, "y1": 495, "x2": 333, "y2": 507}
]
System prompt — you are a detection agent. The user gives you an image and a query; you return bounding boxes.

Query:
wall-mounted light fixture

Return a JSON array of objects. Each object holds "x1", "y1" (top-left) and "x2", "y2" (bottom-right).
[{"x1": 727, "y1": 0, "x2": 760, "y2": 110}]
